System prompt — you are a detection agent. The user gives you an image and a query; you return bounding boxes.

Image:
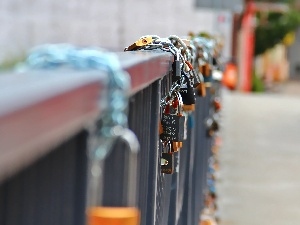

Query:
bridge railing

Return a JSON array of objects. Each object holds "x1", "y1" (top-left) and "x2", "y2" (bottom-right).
[{"x1": 0, "y1": 50, "x2": 220, "y2": 225}]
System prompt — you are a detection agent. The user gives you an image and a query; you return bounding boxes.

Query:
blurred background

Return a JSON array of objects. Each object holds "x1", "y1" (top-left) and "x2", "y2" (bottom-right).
[{"x1": 1, "y1": 0, "x2": 300, "y2": 92}]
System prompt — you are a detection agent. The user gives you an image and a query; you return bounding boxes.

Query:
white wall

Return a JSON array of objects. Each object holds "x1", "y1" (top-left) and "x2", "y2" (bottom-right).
[{"x1": 0, "y1": 0, "x2": 232, "y2": 63}]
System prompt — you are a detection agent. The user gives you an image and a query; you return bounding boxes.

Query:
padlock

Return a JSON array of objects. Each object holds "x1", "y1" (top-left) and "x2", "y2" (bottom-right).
[
  {"x1": 182, "y1": 104, "x2": 195, "y2": 112},
  {"x1": 124, "y1": 36, "x2": 153, "y2": 51},
  {"x1": 171, "y1": 48, "x2": 182, "y2": 83},
  {"x1": 196, "y1": 82, "x2": 206, "y2": 97},
  {"x1": 206, "y1": 116, "x2": 219, "y2": 137},
  {"x1": 188, "y1": 57, "x2": 206, "y2": 97},
  {"x1": 199, "y1": 63, "x2": 211, "y2": 77},
  {"x1": 87, "y1": 128, "x2": 140, "y2": 225},
  {"x1": 213, "y1": 97, "x2": 221, "y2": 112},
  {"x1": 179, "y1": 72, "x2": 196, "y2": 106},
  {"x1": 191, "y1": 69, "x2": 204, "y2": 88},
  {"x1": 184, "y1": 60, "x2": 201, "y2": 88},
  {"x1": 88, "y1": 207, "x2": 140, "y2": 225},
  {"x1": 159, "y1": 119, "x2": 163, "y2": 135},
  {"x1": 172, "y1": 59, "x2": 181, "y2": 82},
  {"x1": 160, "y1": 96, "x2": 185, "y2": 142},
  {"x1": 161, "y1": 152, "x2": 174, "y2": 174},
  {"x1": 168, "y1": 35, "x2": 188, "y2": 53},
  {"x1": 160, "y1": 112, "x2": 185, "y2": 142},
  {"x1": 200, "y1": 63, "x2": 213, "y2": 85},
  {"x1": 212, "y1": 57, "x2": 218, "y2": 67},
  {"x1": 171, "y1": 141, "x2": 183, "y2": 152}
]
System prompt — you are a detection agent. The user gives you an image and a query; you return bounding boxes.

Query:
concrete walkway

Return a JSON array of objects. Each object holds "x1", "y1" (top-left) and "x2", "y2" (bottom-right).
[{"x1": 217, "y1": 84, "x2": 300, "y2": 225}]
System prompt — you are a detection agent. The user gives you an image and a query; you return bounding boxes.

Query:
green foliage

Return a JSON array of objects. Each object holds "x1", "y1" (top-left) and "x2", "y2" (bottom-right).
[
  {"x1": 255, "y1": 0, "x2": 295, "y2": 3},
  {"x1": 198, "y1": 32, "x2": 212, "y2": 39},
  {"x1": 255, "y1": 10, "x2": 300, "y2": 56},
  {"x1": 0, "y1": 54, "x2": 26, "y2": 72},
  {"x1": 252, "y1": 73, "x2": 265, "y2": 92}
]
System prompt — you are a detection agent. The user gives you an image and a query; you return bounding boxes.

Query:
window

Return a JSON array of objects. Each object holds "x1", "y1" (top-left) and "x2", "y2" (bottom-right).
[{"x1": 195, "y1": 0, "x2": 244, "y2": 12}]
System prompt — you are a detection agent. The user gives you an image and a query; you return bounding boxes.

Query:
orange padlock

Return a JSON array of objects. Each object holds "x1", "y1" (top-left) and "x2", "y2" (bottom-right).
[
  {"x1": 171, "y1": 141, "x2": 183, "y2": 152},
  {"x1": 88, "y1": 207, "x2": 140, "y2": 225},
  {"x1": 159, "y1": 119, "x2": 163, "y2": 135},
  {"x1": 86, "y1": 128, "x2": 140, "y2": 225},
  {"x1": 213, "y1": 98, "x2": 221, "y2": 111},
  {"x1": 183, "y1": 104, "x2": 195, "y2": 112},
  {"x1": 199, "y1": 64, "x2": 211, "y2": 77},
  {"x1": 196, "y1": 83, "x2": 206, "y2": 97}
]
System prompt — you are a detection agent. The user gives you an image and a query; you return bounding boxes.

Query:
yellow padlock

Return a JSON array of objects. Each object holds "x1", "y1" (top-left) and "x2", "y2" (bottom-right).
[
  {"x1": 125, "y1": 36, "x2": 153, "y2": 51},
  {"x1": 135, "y1": 36, "x2": 153, "y2": 46}
]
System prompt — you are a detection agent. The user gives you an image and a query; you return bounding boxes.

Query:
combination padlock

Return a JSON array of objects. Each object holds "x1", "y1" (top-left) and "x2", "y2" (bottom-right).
[
  {"x1": 184, "y1": 59, "x2": 206, "y2": 97},
  {"x1": 184, "y1": 60, "x2": 200, "y2": 88},
  {"x1": 160, "y1": 95, "x2": 185, "y2": 142}
]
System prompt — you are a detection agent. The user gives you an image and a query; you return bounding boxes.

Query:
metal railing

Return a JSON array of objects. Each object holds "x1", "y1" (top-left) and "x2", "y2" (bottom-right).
[{"x1": 0, "y1": 50, "x2": 219, "y2": 225}]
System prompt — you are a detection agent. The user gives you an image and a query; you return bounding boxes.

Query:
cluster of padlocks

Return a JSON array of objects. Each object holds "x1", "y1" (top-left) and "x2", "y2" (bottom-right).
[
  {"x1": 125, "y1": 34, "x2": 223, "y2": 174},
  {"x1": 200, "y1": 137, "x2": 221, "y2": 225},
  {"x1": 125, "y1": 33, "x2": 223, "y2": 225}
]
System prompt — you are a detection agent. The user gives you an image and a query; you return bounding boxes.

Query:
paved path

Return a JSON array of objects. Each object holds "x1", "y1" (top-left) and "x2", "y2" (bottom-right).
[{"x1": 217, "y1": 85, "x2": 300, "y2": 225}]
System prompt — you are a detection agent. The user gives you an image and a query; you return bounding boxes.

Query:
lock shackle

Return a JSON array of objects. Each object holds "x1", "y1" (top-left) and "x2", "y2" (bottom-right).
[
  {"x1": 87, "y1": 127, "x2": 141, "y2": 225},
  {"x1": 189, "y1": 44, "x2": 197, "y2": 59},
  {"x1": 186, "y1": 49, "x2": 195, "y2": 66},
  {"x1": 115, "y1": 127, "x2": 140, "y2": 206},
  {"x1": 161, "y1": 141, "x2": 172, "y2": 153},
  {"x1": 88, "y1": 127, "x2": 140, "y2": 207},
  {"x1": 153, "y1": 37, "x2": 172, "y2": 45},
  {"x1": 173, "y1": 90, "x2": 183, "y2": 115},
  {"x1": 140, "y1": 35, "x2": 160, "y2": 41},
  {"x1": 167, "y1": 43, "x2": 183, "y2": 63},
  {"x1": 182, "y1": 46, "x2": 193, "y2": 63},
  {"x1": 168, "y1": 35, "x2": 188, "y2": 53},
  {"x1": 198, "y1": 70, "x2": 205, "y2": 83},
  {"x1": 193, "y1": 38, "x2": 215, "y2": 65}
]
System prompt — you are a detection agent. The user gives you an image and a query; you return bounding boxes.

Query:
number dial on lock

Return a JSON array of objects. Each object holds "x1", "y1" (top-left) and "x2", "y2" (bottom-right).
[{"x1": 160, "y1": 114, "x2": 185, "y2": 142}]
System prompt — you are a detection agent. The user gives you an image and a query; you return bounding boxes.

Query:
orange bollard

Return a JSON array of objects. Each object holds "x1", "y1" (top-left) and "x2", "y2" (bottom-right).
[{"x1": 222, "y1": 62, "x2": 238, "y2": 90}]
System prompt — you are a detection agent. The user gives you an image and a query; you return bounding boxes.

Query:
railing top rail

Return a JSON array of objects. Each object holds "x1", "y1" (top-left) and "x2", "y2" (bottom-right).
[{"x1": 0, "y1": 51, "x2": 172, "y2": 183}]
